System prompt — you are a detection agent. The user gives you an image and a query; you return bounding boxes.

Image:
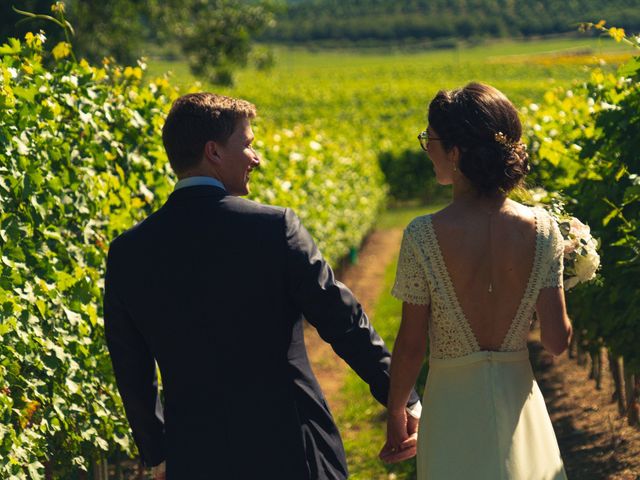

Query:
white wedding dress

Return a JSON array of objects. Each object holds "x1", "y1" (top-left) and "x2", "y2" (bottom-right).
[{"x1": 392, "y1": 207, "x2": 568, "y2": 480}]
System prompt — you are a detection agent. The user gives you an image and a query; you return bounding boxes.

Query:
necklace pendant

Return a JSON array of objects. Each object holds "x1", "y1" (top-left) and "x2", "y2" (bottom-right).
[{"x1": 488, "y1": 283, "x2": 493, "y2": 293}]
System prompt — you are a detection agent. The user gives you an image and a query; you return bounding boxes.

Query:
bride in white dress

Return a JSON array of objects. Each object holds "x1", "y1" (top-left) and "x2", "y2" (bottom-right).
[{"x1": 380, "y1": 82, "x2": 571, "y2": 479}]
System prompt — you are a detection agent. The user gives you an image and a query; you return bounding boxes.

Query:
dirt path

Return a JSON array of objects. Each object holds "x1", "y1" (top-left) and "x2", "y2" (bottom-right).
[
  {"x1": 303, "y1": 228, "x2": 403, "y2": 412},
  {"x1": 529, "y1": 335, "x2": 640, "y2": 479}
]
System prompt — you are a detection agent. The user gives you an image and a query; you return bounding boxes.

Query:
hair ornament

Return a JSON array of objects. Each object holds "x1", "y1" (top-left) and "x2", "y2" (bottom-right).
[
  {"x1": 494, "y1": 131, "x2": 527, "y2": 152},
  {"x1": 494, "y1": 131, "x2": 512, "y2": 146}
]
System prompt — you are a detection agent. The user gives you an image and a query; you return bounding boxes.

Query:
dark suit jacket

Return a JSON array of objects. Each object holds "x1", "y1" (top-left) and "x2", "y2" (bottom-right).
[{"x1": 104, "y1": 185, "x2": 419, "y2": 479}]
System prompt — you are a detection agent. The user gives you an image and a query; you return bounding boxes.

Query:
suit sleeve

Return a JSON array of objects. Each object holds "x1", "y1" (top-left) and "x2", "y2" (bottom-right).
[
  {"x1": 284, "y1": 208, "x2": 420, "y2": 407},
  {"x1": 103, "y1": 242, "x2": 166, "y2": 467}
]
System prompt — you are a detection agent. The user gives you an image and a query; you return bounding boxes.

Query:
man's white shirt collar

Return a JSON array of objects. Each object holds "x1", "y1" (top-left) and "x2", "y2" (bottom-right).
[{"x1": 174, "y1": 176, "x2": 226, "y2": 191}]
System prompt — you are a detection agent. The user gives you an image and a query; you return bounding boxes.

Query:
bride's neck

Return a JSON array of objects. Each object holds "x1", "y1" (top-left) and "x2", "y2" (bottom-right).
[{"x1": 451, "y1": 177, "x2": 507, "y2": 211}]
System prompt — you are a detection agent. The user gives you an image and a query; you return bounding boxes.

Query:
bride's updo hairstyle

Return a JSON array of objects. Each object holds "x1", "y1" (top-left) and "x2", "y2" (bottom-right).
[{"x1": 427, "y1": 82, "x2": 529, "y2": 195}]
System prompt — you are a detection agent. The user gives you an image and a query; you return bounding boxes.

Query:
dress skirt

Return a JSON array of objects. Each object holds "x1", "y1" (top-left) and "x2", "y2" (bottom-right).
[{"x1": 417, "y1": 350, "x2": 567, "y2": 480}]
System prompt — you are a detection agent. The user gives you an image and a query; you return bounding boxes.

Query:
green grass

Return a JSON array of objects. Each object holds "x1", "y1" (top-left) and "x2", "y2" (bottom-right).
[
  {"x1": 337, "y1": 204, "x2": 441, "y2": 479},
  {"x1": 376, "y1": 203, "x2": 448, "y2": 230}
]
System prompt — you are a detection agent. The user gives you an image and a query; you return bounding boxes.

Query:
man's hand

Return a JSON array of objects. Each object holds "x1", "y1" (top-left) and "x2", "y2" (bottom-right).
[
  {"x1": 379, "y1": 434, "x2": 417, "y2": 463},
  {"x1": 379, "y1": 410, "x2": 418, "y2": 463},
  {"x1": 152, "y1": 461, "x2": 166, "y2": 480}
]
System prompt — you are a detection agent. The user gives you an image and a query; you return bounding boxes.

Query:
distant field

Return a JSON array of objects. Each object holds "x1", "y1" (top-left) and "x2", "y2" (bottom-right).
[{"x1": 147, "y1": 37, "x2": 630, "y2": 160}]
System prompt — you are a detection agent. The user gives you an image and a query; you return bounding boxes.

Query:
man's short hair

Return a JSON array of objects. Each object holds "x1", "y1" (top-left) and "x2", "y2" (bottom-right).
[{"x1": 162, "y1": 93, "x2": 257, "y2": 175}]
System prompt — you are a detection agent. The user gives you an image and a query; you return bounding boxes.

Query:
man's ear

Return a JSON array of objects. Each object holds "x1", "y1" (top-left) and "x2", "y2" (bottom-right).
[{"x1": 204, "y1": 140, "x2": 222, "y2": 165}]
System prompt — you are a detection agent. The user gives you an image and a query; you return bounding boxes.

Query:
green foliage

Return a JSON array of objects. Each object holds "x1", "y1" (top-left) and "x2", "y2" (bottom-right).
[
  {"x1": 0, "y1": 32, "x2": 174, "y2": 478},
  {"x1": 0, "y1": 30, "x2": 386, "y2": 477},
  {"x1": 379, "y1": 148, "x2": 444, "y2": 203},
  {"x1": 524, "y1": 24, "x2": 640, "y2": 373},
  {"x1": 250, "y1": 126, "x2": 387, "y2": 264},
  {"x1": 264, "y1": 0, "x2": 640, "y2": 46}
]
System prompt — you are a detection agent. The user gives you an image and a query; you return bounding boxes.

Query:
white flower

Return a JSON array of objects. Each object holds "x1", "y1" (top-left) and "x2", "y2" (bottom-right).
[
  {"x1": 7, "y1": 67, "x2": 18, "y2": 79},
  {"x1": 600, "y1": 101, "x2": 620, "y2": 111},
  {"x1": 561, "y1": 216, "x2": 600, "y2": 290},
  {"x1": 280, "y1": 180, "x2": 292, "y2": 192},
  {"x1": 574, "y1": 250, "x2": 599, "y2": 282},
  {"x1": 289, "y1": 152, "x2": 303, "y2": 162},
  {"x1": 529, "y1": 103, "x2": 539, "y2": 111},
  {"x1": 61, "y1": 75, "x2": 78, "y2": 87},
  {"x1": 566, "y1": 90, "x2": 574, "y2": 98},
  {"x1": 273, "y1": 134, "x2": 281, "y2": 142},
  {"x1": 309, "y1": 140, "x2": 322, "y2": 151}
]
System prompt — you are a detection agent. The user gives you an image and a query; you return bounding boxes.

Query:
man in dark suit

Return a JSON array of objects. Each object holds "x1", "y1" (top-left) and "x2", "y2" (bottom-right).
[{"x1": 104, "y1": 93, "x2": 420, "y2": 480}]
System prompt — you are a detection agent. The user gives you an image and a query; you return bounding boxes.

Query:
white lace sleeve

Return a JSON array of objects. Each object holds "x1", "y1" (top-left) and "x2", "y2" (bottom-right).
[
  {"x1": 392, "y1": 228, "x2": 431, "y2": 305},
  {"x1": 540, "y1": 215, "x2": 564, "y2": 288}
]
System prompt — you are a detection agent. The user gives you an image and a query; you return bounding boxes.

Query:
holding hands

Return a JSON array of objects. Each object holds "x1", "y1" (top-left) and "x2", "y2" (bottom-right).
[{"x1": 379, "y1": 409, "x2": 419, "y2": 463}]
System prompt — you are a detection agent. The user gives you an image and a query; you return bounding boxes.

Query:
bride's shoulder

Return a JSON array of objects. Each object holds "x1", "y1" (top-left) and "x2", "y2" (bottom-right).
[
  {"x1": 406, "y1": 213, "x2": 433, "y2": 234},
  {"x1": 505, "y1": 199, "x2": 541, "y2": 224}
]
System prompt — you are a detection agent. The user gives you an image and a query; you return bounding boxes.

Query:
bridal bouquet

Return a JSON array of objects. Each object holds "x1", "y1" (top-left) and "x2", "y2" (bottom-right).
[
  {"x1": 556, "y1": 215, "x2": 600, "y2": 290},
  {"x1": 518, "y1": 188, "x2": 600, "y2": 290}
]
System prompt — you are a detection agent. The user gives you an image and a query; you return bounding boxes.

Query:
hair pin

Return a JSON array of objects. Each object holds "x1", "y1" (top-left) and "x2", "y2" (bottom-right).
[{"x1": 494, "y1": 131, "x2": 511, "y2": 146}]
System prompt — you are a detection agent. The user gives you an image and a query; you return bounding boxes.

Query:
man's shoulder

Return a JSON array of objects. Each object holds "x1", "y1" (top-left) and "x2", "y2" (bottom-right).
[
  {"x1": 108, "y1": 196, "x2": 295, "y2": 257},
  {"x1": 221, "y1": 195, "x2": 287, "y2": 219}
]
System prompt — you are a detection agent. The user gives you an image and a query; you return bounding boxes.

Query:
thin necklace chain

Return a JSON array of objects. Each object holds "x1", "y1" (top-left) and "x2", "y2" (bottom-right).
[
  {"x1": 451, "y1": 196, "x2": 508, "y2": 294},
  {"x1": 488, "y1": 211, "x2": 494, "y2": 293}
]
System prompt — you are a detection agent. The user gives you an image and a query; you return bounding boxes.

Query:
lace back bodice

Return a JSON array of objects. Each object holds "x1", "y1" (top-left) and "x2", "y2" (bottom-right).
[{"x1": 392, "y1": 207, "x2": 564, "y2": 359}]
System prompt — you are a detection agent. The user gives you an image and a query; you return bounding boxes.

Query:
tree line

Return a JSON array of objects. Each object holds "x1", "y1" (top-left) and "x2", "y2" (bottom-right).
[{"x1": 263, "y1": 0, "x2": 640, "y2": 45}]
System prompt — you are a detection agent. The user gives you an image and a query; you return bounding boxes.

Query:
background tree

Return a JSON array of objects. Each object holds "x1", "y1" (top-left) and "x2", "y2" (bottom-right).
[
  {"x1": 147, "y1": 0, "x2": 278, "y2": 85},
  {"x1": 2, "y1": 0, "x2": 278, "y2": 84},
  {"x1": 1, "y1": 0, "x2": 148, "y2": 65}
]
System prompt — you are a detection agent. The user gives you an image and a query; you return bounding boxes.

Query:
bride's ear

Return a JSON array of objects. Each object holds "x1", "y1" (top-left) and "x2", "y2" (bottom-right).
[{"x1": 449, "y1": 145, "x2": 461, "y2": 170}]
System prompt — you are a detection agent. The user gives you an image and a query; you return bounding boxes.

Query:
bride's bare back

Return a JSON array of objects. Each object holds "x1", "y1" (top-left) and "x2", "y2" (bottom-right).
[{"x1": 431, "y1": 199, "x2": 537, "y2": 351}]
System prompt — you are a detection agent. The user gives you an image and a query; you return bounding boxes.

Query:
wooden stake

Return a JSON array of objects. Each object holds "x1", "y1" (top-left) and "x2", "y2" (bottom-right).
[
  {"x1": 627, "y1": 371, "x2": 639, "y2": 427},
  {"x1": 609, "y1": 351, "x2": 627, "y2": 416}
]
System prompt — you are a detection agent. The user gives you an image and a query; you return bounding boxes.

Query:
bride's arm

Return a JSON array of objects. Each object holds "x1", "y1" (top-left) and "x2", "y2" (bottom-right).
[
  {"x1": 388, "y1": 303, "x2": 429, "y2": 412},
  {"x1": 381, "y1": 302, "x2": 429, "y2": 461},
  {"x1": 536, "y1": 288, "x2": 572, "y2": 356}
]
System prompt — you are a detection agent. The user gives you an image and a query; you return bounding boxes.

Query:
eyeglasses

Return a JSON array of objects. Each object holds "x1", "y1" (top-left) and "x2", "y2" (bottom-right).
[{"x1": 417, "y1": 130, "x2": 441, "y2": 151}]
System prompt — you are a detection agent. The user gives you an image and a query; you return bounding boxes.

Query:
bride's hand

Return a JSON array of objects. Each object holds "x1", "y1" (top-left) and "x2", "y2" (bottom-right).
[{"x1": 379, "y1": 410, "x2": 417, "y2": 463}]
